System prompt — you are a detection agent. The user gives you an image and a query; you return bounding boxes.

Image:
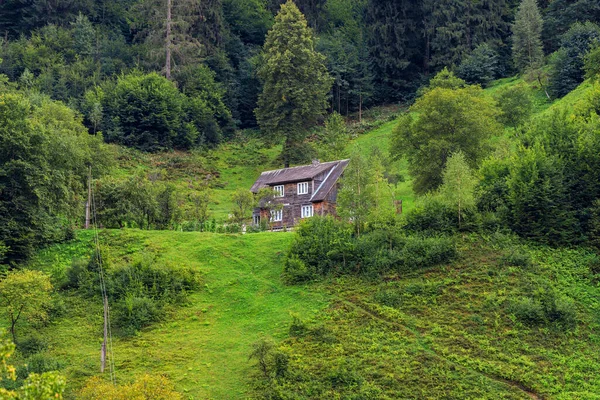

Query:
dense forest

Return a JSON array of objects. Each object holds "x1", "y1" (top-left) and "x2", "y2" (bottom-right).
[{"x1": 3, "y1": 0, "x2": 600, "y2": 398}]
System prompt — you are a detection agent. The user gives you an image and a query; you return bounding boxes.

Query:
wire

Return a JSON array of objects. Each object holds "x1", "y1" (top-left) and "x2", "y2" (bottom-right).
[{"x1": 90, "y1": 168, "x2": 117, "y2": 385}]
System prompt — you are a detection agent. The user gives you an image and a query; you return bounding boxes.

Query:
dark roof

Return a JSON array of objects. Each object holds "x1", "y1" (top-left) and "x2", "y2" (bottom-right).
[
  {"x1": 250, "y1": 160, "x2": 349, "y2": 197},
  {"x1": 310, "y1": 159, "x2": 349, "y2": 202}
]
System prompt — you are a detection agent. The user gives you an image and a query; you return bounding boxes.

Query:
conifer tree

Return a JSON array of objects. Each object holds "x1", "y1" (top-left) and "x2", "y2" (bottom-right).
[
  {"x1": 512, "y1": 0, "x2": 544, "y2": 72},
  {"x1": 255, "y1": 0, "x2": 332, "y2": 167}
]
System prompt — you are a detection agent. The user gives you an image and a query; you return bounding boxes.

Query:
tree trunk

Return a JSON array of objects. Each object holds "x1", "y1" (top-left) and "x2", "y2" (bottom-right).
[
  {"x1": 165, "y1": 0, "x2": 172, "y2": 80},
  {"x1": 359, "y1": 94, "x2": 362, "y2": 123}
]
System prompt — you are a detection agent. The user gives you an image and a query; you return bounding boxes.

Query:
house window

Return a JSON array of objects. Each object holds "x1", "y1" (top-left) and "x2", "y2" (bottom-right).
[
  {"x1": 271, "y1": 209, "x2": 283, "y2": 222},
  {"x1": 253, "y1": 214, "x2": 260, "y2": 225},
  {"x1": 273, "y1": 185, "x2": 284, "y2": 197},
  {"x1": 301, "y1": 205, "x2": 313, "y2": 218},
  {"x1": 297, "y1": 181, "x2": 309, "y2": 195}
]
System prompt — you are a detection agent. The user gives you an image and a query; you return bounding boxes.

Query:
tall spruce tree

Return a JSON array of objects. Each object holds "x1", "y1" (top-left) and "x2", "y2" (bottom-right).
[
  {"x1": 255, "y1": 0, "x2": 332, "y2": 167},
  {"x1": 511, "y1": 0, "x2": 544, "y2": 72}
]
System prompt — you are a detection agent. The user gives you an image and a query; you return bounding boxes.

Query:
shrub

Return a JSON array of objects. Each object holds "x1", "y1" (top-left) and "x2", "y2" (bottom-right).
[
  {"x1": 402, "y1": 199, "x2": 458, "y2": 236},
  {"x1": 113, "y1": 295, "x2": 163, "y2": 336},
  {"x1": 285, "y1": 216, "x2": 354, "y2": 279},
  {"x1": 248, "y1": 338, "x2": 289, "y2": 380},
  {"x1": 509, "y1": 297, "x2": 545, "y2": 325},
  {"x1": 18, "y1": 354, "x2": 63, "y2": 378},
  {"x1": 107, "y1": 258, "x2": 200, "y2": 304},
  {"x1": 373, "y1": 289, "x2": 403, "y2": 308},
  {"x1": 398, "y1": 236, "x2": 457, "y2": 271},
  {"x1": 501, "y1": 248, "x2": 532, "y2": 268},
  {"x1": 16, "y1": 335, "x2": 48, "y2": 357},
  {"x1": 509, "y1": 290, "x2": 577, "y2": 329}
]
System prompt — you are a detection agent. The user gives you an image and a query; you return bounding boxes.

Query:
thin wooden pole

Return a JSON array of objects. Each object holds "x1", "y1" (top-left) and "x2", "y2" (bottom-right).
[{"x1": 101, "y1": 295, "x2": 108, "y2": 373}]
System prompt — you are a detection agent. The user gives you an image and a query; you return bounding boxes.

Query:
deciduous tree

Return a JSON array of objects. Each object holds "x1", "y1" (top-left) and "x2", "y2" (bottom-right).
[
  {"x1": 391, "y1": 71, "x2": 501, "y2": 194},
  {"x1": 0, "y1": 270, "x2": 52, "y2": 342}
]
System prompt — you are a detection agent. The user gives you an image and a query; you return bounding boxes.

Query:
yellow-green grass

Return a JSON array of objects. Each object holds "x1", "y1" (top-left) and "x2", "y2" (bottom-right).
[
  {"x1": 18, "y1": 229, "x2": 330, "y2": 399},
  {"x1": 16, "y1": 230, "x2": 600, "y2": 399}
]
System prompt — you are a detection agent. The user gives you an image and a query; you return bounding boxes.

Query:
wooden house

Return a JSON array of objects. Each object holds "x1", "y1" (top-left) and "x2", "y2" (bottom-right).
[{"x1": 250, "y1": 159, "x2": 350, "y2": 228}]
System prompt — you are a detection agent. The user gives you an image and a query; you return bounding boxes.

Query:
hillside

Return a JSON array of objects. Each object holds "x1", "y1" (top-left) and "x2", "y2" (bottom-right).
[{"x1": 19, "y1": 224, "x2": 600, "y2": 399}]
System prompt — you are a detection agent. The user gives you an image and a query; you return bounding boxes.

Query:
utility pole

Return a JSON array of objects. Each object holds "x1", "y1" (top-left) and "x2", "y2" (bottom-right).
[
  {"x1": 85, "y1": 165, "x2": 92, "y2": 229},
  {"x1": 101, "y1": 295, "x2": 108, "y2": 373}
]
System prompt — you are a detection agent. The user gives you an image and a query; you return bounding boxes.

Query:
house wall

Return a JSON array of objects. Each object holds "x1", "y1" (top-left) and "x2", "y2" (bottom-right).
[{"x1": 252, "y1": 171, "x2": 343, "y2": 229}]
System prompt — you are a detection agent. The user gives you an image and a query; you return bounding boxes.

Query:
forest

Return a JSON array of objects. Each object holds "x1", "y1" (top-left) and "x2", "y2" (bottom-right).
[{"x1": 2, "y1": 0, "x2": 600, "y2": 398}]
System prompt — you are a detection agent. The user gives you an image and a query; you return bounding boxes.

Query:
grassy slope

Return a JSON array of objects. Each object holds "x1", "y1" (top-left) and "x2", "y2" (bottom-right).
[
  {"x1": 8, "y1": 80, "x2": 600, "y2": 398},
  {"x1": 22, "y1": 230, "x2": 329, "y2": 398},
  {"x1": 19, "y1": 229, "x2": 600, "y2": 399}
]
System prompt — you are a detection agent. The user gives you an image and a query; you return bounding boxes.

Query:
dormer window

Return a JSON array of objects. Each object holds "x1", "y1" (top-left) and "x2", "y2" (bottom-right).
[
  {"x1": 297, "y1": 182, "x2": 309, "y2": 195},
  {"x1": 274, "y1": 185, "x2": 284, "y2": 197}
]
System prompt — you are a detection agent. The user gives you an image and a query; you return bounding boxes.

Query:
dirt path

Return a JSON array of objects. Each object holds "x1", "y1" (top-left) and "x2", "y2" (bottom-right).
[{"x1": 341, "y1": 297, "x2": 542, "y2": 400}]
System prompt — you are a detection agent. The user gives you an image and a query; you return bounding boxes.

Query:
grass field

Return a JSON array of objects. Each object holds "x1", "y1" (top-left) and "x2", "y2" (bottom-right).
[
  {"x1": 13, "y1": 229, "x2": 600, "y2": 399},
  {"x1": 20, "y1": 229, "x2": 330, "y2": 398}
]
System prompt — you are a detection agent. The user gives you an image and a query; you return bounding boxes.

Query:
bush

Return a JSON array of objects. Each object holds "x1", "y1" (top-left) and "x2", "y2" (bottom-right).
[
  {"x1": 398, "y1": 236, "x2": 457, "y2": 271},
  {"x1": 501, "y1": 248, "x2": 532, "y2": 268},
  {"x1": 107, "y1": 257, "x2": 200, "y2": 304},
  {"x1": 493, "y1": 84, "x2": 534, "y2": 127},
  {"x1": 16, "y1": 335, "x2": 48, "y2": 357},
  {"x1": 509, "y1": 290, "x2": 577, "y2": 329},
  {"x1": 373, "y1": 289, "x2": 403, "y2": 308},
  {"x1": 113, "y1": 295, "x2": 164, "y2": 335},
  {"x1": 509, "y1": 297, "x2": 545, "y2": 325},
  {"x1": 402, "y1": 199, "x2": 459, "y2": 236},
  {"x1": 284, "y1": 216, "x2": 354, "y2": 280}
]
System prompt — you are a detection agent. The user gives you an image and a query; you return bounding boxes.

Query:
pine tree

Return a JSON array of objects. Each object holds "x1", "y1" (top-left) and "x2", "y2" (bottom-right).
[
  {"x1": 255, "y1": 0, "x2": 332, "y2": 167},
  {"x1": 512, "y1": 0, "x2": 544, "y2": 72}
]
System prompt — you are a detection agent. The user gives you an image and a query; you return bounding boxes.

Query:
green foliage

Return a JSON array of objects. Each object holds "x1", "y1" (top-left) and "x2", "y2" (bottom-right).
[
  {"x1": 317, "y1": 112, "x2": 348, "y2": 161},
  {"x1": 284, "y1": 216, "x2": 353, "y2": 282},
  {"x1": 248, "y1": 338, "x2": 289, "y2": 380},
  {"x1": 456, "y1": 43, "x2": 499, "y2": 86},
  {"x1": 64, "y1": 250, "x2": 200, "y2": 335},
  {"x1": 0, "y1": 332, "x2": 65, "y2": 399},
  {"x1": 509, "y1": 289, "x2": 577, "y2": 330},
  {"x1": 584, "y1": 44, "x2": 600, "y2": 81},
  {"x1": 0, "y1": 270, "x2": 52, "y2": 343},
  {"x1": 113, "y1": 295, "x2": 163, "y2": 336},
  {"x1": 391, "y1": 75, "x2": 501, "y2": 194},
  {"x1": 230, "y1": 189, "x2": 255, "y2": 224},
  {"x1": 493, "y1": 84, "x2": 534, "y2": 127},
  {"x1": 548, "y1": 22, "x2": 600, "y2": 98},
  {"x1": 284, "y1": 216, "x2": 456, "y2": 281},
  {"x1": 79, "y1": 374, "x2": 182, "y2": 400},
  {"x1": 0, "y1": 91, "x2": 110, "y2": 262},
  {"x1": 511, "y1": 0, "x2": 544, "y2": 72},
  {"x1": 94, "y1": 174, "x2": 181, "y2": 230},
  {"x1": 99, "y1": 72, "x2": 185, "y2": 151},
  {"x1": 255, "y1": 0, "x2": 333, "y2": 166},
  {"x1": 439, "y1": 151, "x2": 477, "y2": 229}
]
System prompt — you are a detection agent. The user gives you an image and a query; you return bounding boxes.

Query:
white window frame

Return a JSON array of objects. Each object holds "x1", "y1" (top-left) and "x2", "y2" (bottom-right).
[
  {"x1": 301, "y1": 204, "x2": 313, "y2": 218},
  {"x1": 273, "y1": 185, "x2": 284, "y2": 197},
  {"x1": 271, "y1": 209, "x2": 283, "y2": 222},
  {"x1": 297, "y1": 181, "x2": 309, "y2": 195},
  {"x1": 253, "y1": 214, "x2": 260, "y2": 225}
]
